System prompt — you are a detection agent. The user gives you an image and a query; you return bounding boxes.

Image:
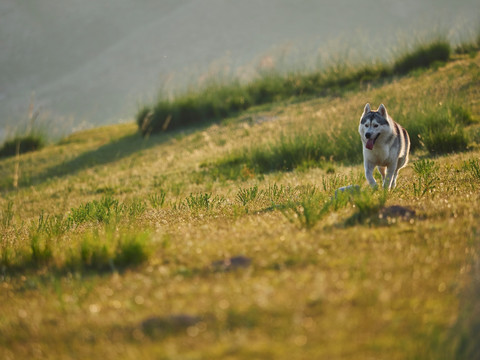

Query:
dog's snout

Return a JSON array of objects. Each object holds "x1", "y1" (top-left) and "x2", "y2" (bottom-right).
[{"x1": 365, "y1": 132, "x2": 372, "y2": 139}]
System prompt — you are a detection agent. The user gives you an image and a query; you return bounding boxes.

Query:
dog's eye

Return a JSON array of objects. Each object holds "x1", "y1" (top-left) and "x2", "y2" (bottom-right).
[
  {"x1": 373, "y1": 124, "x2": 378, "y2": 128},
  {"x1": 365, "y1": 124, "x2": 369, "y2": 127}
]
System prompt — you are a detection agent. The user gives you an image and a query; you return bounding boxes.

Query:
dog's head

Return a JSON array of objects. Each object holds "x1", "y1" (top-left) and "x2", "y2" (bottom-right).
[{"x1": 358, "y1": 103, "x2": 390, "y2": 150}]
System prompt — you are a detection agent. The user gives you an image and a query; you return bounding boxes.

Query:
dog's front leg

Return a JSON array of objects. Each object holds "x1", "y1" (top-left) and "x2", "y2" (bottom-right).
[{"x1": 364, "y1": 161, "x2": 377, "y2": 187}]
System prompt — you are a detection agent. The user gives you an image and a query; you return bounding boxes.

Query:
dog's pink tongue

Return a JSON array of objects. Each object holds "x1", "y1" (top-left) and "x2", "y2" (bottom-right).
[{"x1": 366, "y1": 139, "x2": 375, "y2": 150}]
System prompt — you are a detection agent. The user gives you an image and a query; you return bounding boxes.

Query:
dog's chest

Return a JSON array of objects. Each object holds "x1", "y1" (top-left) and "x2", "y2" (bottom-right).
[{"x1": 363, "y1": 145, "x2": 392, "y2": 166}]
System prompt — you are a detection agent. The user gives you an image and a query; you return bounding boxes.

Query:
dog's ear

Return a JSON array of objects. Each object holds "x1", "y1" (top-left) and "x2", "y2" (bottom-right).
[
  {"x1": 363, "y1": 103, "x2": 371, "y2": 114},
  {"x1": 378, "y1": 104, "x2": 387, "y2": 118}
]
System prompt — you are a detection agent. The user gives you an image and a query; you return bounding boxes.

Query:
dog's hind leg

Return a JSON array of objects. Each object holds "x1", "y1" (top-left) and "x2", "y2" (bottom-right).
[
  {"x1": 384, "y1": 165, "x2": 398, "y2": 189},
  {"x1": 392, "y1": 157, "x2": 406, "y2": 188},
  {"x1": 378, "y1": 166, "x2": 386, "y2": 183},
  {"x1": 390, "y1": 169, "x2": 400, "y2": 189}
]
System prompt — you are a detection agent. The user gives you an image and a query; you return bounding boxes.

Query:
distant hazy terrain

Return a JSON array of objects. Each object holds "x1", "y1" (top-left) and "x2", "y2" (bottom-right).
[{"x1": 1, "y1": 0, "x2": 478, "y2": 140}]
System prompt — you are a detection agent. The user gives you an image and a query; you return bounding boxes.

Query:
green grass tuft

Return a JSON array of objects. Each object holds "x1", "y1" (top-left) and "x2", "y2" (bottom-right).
[
  {"x1": 412, "y1": 159, "x2": 439, "y2": 197},
  {"x1": 345, "y1": 189, "x2": 387, "y2": 226},
  {"x1": 463, "y1": 158, "x2": 480, "y2": 180},
  {"x1": 29, "y1": 234, "x2": 53, "y2": 266},
  {"x1": 236, "y1": 185, "x2": 262, "y2": 209},
  {"x1": 393, "y1": 40, "x2": 451, "y2": 75},
  {"x1": 148, "y1": 190, "x2": 167, "y2": 209},
  {"x1": 32, "y1": 212, "x2": 73, "y2": 237},
  {"x1": 183, "y1": 192, "x2": 225, "y2": 212},
  {"x1": 114, "y1": 231, "x2": 152, "y2": 268},
  {"x1": 78, "y1": 234, "x2": 112, "y2": 271},
  {"x1": 69, "y1": 196, "x2": 121, "y2": 225},
  {"x1": 283, "y1": 191, "x2": 330, "y2": 229},
  {"x1": 69, "y1": 228, "x2": 152, "y2": 272},
  {"x1": 454, "y1": 32, "x2": 480, "y2": 56},
  {"x1": 0, "y1": 134, "x2": 45, "y2": 158},
  {"x1": 207, "y1": 127, "x2": 360, "y2": 180},
  {"x1": 404, "y1": 103, "x2": 472, "y2": 154},
  {"x1": 282, "y1": 186, "x2": 387, "y2": 229},
  {"x1": 0, "y1": 201, "x2": 14, "y2": 228},
  {"x1": 137, "y1": 81, "x2": 253, "y2": 135}
]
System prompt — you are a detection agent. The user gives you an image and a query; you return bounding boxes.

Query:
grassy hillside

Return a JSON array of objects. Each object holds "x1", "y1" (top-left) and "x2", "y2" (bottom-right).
[{"x1": 1, "y1": 52, "x2": 480, "y2": 359}]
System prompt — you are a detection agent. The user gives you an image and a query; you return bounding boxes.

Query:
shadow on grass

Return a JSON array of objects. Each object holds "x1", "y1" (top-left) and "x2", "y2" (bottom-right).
[
  {"x1": 42, "y1": 133, "x2": 155, "y2": 178},
  {"x1": 0, "y1": 133, "x2": 155, "y2": 192},
  {"x1": 11, "y1": 123, "x2": 213, "y2": 190}
]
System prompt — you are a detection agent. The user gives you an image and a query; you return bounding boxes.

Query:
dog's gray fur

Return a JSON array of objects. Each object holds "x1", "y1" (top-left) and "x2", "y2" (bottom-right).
[{"x1": 358, "y1": 103, "x2": 410, "y2": 189}]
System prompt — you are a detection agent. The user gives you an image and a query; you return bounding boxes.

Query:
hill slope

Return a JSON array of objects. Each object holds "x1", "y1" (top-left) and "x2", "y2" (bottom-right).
[{"x1": 0, "y1": 53, "x2": 480, "y2": 359}]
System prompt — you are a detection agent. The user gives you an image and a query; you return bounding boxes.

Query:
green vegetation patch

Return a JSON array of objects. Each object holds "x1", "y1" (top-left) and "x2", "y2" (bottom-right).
[
  {"x1": 203, "y1": 127, "x2": 360, "y2": 181},
  {"x1": 0, "y1": 195, "x2": 153, "y2": 273},
  {"x1": 68, "y1": 228, "x2": 153, "y2": 272},
  {"x1": 137, "y1": 41, "x2": 452, "y2": 136},
  {"x1": 393, "y1": 40, "x2": 451, "y2": 75},
  {"x1": 0, "y1": 134, "x2": 45, "y2": 158},
  {"x1": 69, "y1": 196, "x2": 148, "y2": 226},
  {"x1": 403, "y1": 102, "x2": 474, "y2": 154}
]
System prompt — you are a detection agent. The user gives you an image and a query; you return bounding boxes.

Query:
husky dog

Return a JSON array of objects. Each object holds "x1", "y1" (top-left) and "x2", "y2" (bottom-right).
[{"x1": 358, "y1": 103, "x2": 410, "y2": 189}]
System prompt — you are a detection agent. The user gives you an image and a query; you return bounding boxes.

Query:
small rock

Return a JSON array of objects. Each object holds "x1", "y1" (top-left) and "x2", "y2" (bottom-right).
[
  {"x1": 141, "y1": 314, "x2": 200, "y2": 336},
  {"x1": 334, "y1": 185, "x2": 360, "y2": 198},
  {"x1": 211, "y1": 255, "x2": 252, "y2": 272},
  {"x1": 379, "y1": 205, "x2": 416, "y2": 220}
]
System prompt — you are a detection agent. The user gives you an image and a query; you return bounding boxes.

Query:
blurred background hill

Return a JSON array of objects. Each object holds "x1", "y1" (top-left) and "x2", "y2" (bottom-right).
[{"x1": 1, "y1": 0, "x2": 478, "y2": 141}]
